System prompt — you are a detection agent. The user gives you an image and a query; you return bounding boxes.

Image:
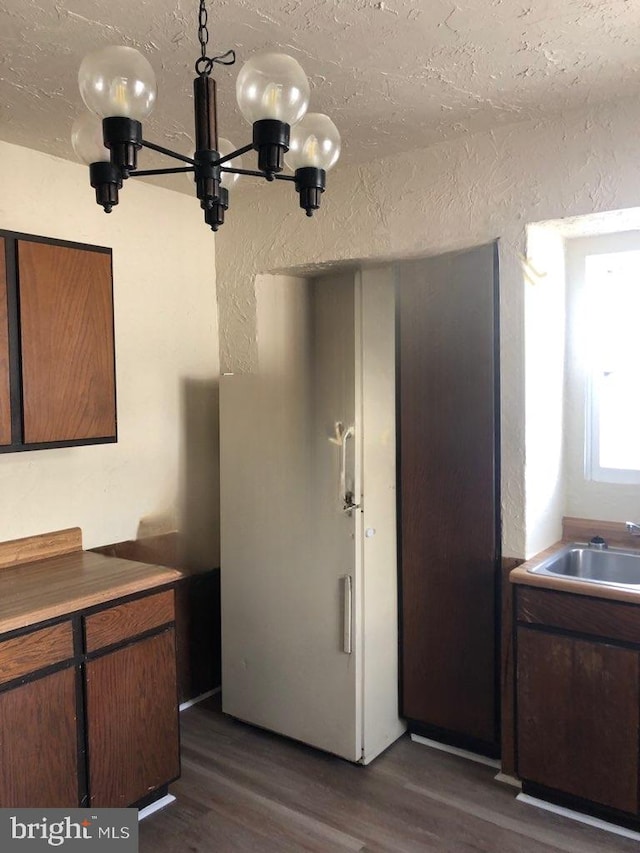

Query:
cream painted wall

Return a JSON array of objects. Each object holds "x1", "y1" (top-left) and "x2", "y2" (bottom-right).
[
  {"x1": 0, "y1": 141, "x2": 220, "y2": 559},
  {"x1": 216, "y1": 95, "x2": 640, "y2": 558},
  {"x1": 255, "y1": 273, "x2": 310, "y2": 377}
]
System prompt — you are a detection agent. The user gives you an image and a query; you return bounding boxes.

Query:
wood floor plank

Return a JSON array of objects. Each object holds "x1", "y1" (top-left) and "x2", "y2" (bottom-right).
[
  {"x1": 139, "y1": 700, "x2": 639, "y2": 853},
  {"x1": 179, "y1": 756, "x2": 366, "y2": 852}
]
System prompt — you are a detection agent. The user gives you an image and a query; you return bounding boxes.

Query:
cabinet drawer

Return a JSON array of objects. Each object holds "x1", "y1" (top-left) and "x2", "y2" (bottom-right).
[
  {"x1": 516, "y1": 586, "x2": 640, "y2": 645},
  {"x1": 84, "y1": 590, "x2": 174, "y2": 653},
  {"x1": 0, "y1": 621, "x2": 74, "y2": 685}
]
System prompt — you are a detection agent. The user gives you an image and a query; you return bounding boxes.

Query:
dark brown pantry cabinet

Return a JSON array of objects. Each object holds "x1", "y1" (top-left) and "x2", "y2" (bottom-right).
[
  {"x1": 0, "y1": 231, "x2": 116, "y2": 452},
  {"x1": 397, "y1": 243, "x2": 500, "y2": 757}
]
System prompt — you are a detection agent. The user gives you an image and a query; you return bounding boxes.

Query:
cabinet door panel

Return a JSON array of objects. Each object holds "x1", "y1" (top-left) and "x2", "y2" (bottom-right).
[
  {"x1": 0, "y1": 239, "x2": 10, "y2": 446},
  {"x1": 18, "y1": 240, "x2": 115, "y2": 444},
  {"x1": 398, "y1": 245, "x2": 499, "y2": 749},
  {"x1": 0, "y1": 668, "x2": 78, "y2": 807},
  {"x1": 86, "y1": 630, "x2": 179, "y2": 807},
  {"x1": 517, "y1": 628, "x2": 639, "y2": 813}
]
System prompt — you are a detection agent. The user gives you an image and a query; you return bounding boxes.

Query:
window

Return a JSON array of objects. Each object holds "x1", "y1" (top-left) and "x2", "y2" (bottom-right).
[{"x1": 573, "y1": 241, "x2": 640, "y2": 484}]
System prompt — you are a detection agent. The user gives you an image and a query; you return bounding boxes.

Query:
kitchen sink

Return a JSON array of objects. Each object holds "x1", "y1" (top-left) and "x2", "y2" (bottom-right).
[{"x1": 527, "y1": 543, "x2": 640, "y2": 588}]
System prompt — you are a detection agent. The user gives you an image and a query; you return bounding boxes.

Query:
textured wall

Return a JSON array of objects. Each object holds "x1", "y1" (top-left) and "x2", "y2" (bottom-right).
[
  {"x1": 0, "y1": 141, "x2": 220, "y2": 558},
  {"x1": 216, "y1": 96, "x2": 640, "y2": 558},
  {"x1": 524, "y1": 224, "x2": 566, "y2": 556}
]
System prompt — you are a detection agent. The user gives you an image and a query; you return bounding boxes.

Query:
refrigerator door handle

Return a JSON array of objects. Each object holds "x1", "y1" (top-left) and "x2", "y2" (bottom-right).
[
  {"x1": 341, "y1": 426, "x2": 360, "y2": 513},
  {"x1": 329, "y1": 422, "x2": 359, "y2": 512},
  {"x1": 342, "y1": 574, "x2": 353, "y2": 654}
]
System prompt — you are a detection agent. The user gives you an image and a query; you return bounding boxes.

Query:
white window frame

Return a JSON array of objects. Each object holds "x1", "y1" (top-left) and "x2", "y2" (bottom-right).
[{"x1": 566, "y1": 231, "x2": 640, "y2": 486}]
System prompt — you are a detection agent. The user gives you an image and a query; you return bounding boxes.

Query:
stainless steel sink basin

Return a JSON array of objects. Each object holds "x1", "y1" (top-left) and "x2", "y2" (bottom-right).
[{"x1": 527, "y1": 544, "x2": 640, "y2": 588}]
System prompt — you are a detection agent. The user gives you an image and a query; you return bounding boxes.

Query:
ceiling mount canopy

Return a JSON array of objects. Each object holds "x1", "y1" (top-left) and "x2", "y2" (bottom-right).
[{"x1": 71, "y1": 0, "x2": 340, "y2": 231}]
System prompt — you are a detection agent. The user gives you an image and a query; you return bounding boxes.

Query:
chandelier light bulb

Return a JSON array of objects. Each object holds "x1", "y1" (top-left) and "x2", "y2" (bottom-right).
[
  {"x1": 71, "y1": 112, "x2": 110, "y2": 165},
  {"x1": 236, "y1": 52, "x2": 310, "y2": 125},
  {"x1": 285, "y1": 113, "x2": 341, "y2": 172},
  {"x1": 79, "y1": 45, "x2": 157, "y2": 120}
]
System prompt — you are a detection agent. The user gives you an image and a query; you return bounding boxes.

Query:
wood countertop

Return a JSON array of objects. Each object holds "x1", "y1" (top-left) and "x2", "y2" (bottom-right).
[
  {"x1": 0, "y1": 549, "x2": 182, "y2": 635},
  {"x1": 509, "y1": 539, "x2": 640, "y2": 605}
]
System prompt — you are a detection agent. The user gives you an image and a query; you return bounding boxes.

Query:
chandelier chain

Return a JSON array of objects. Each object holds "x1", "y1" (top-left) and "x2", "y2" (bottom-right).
[
  {"x1": 195, "y1": 0, "x2": 236, "y2": 76},
  {"x1": 198, "y1": 0, "x2": 208, "y2": 61}
]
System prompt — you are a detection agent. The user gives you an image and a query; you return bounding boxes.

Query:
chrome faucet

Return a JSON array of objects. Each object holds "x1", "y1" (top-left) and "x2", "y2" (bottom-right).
[{"x1": 626, "y1": 521, "x2": 640, "y2": 536}]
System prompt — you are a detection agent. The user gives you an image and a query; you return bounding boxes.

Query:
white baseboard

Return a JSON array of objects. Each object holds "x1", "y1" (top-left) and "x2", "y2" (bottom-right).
[
  {"x1": 516, "y1": 793, "x2": 640, "y2": 842},
  {"x1": 179, "y1": 686, "x2": 220, "y2": 712},
  {"x1": 410, "y1": 734, "x2": 500, "y2": 769},
  {"x1": 138, "y1": 793, "x2": 176, "y2": 821},
  {"x1": 494, "y1": 772, "x2": 522, "y2": 789}
]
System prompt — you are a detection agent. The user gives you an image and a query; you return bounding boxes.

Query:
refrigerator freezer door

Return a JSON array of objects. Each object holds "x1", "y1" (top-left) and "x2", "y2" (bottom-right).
[{"x1": 220, "y1": 271, "x2": 361, "y2": 762}]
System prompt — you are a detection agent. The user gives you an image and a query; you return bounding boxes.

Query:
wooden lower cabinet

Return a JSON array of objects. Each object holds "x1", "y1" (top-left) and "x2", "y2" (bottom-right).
[
  {"x1": 517, "y1": 628, "x2": 639, "y2": 813},
  {"x1": 516, "y1": 585, "x2": 640, "y2": 822},
  {"x1": 86, "y1": 629, "x2": 180, "y2": 807},
  {"x1": 0, "y1": 585, "x2": 179, "y2": 808},
  {"x1": 0, "y1": 668, "x2": 79, "y2": 807}
]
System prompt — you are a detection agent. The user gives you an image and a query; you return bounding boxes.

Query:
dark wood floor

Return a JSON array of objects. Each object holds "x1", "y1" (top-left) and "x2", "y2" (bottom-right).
[{"x1": 140, "y1": 698, "x2": 638, "y2": 852}]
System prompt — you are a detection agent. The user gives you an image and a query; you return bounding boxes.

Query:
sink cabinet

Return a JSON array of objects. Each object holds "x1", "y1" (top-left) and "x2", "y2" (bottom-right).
[
  {"x1": 516, "y1": 585, "x2": 640, "y2": 823},
  {"x1": 0, "y1": 586, "x2": 179, "y2": 809}
]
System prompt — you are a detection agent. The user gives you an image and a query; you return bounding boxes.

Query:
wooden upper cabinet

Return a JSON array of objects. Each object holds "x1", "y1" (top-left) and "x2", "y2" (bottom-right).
[
  {"x1": 17, "y1": 239, "x2": 116, "y2": 444},
  {"x1": 0, "y1": 239, "x2": 11, "y2": 446}
]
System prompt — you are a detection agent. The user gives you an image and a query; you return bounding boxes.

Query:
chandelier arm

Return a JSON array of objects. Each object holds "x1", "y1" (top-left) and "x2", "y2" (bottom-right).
[
  {"x1": 140, "y1": 139, "x2": 196, "y2": 165},
  {"x1": 220, "y1": 166, "x2": 297, "y2": 182},
  {"x1": 130, "y1": 166, "x2": 196, "y2": 177},
  {"x1": 220, "y1": 166, "x2": 272, "y2": 178},
  {"x1": 215, "y1": 143, "x2": 254, "y2": 166}
]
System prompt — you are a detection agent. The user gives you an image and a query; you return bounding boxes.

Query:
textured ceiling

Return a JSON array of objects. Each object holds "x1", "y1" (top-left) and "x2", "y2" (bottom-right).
[{"x1": 2, "y1": 0, "x2": 640, "y2": 182}]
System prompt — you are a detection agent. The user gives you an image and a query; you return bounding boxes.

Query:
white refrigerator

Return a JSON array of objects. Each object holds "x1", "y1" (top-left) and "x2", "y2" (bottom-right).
[{"x1": 220, "y1": 266, "x2": 405, "y2": 763}]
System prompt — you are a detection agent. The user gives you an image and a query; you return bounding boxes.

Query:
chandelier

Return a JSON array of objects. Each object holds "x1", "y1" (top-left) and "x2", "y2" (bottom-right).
[{"x1": 71, "y1": 0, "x2": 341, "y2": 231}]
